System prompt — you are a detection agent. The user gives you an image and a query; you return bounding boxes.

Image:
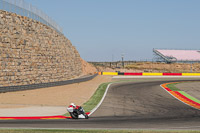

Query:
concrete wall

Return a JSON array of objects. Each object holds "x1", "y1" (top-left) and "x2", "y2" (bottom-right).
[{"x1": 0, "y1": 10, "x2": 82, "y2": 87}]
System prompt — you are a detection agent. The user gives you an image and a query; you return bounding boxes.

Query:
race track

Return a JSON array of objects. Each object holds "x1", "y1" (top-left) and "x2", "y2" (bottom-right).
[{"x1": 0, "y1": 80, "x2": 200, "y2": 130}]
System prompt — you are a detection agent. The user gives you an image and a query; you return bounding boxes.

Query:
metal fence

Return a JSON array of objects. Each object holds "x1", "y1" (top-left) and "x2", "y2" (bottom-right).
[{"x1": 0, "y1": 0, "x2": 63, "y2": 34}]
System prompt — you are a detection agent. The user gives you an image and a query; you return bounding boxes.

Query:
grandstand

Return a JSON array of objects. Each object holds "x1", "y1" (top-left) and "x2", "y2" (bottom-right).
[{"x1": 153, "y1": 49, "x2": 200, "y2": 63}]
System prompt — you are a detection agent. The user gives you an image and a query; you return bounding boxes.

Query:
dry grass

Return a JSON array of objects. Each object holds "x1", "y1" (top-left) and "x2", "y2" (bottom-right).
[{"x1": 125, "y1": 62, "x2": 200, "y2": 73}]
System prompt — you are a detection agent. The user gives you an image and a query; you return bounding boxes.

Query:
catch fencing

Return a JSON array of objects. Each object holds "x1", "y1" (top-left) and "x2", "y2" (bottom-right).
[{"x1": 0, "y1": 0, "x2": 63, "y2": 34}]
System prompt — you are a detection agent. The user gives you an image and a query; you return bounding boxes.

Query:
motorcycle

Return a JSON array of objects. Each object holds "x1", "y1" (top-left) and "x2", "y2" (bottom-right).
[{"x1": 67, "y1": 106, "x2": 89, "y2": 119}]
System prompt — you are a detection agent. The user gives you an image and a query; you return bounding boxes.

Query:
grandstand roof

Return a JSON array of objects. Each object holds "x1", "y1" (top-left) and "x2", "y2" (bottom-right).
[{"x1": 154, "y1": 49, "x2": 200, "y2": 62}]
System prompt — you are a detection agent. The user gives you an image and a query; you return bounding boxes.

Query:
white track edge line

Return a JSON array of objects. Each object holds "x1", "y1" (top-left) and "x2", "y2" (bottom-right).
[
  {"x1": 89, "y1": 83, "x2": 112, "y2": 116},
  {"x1": 160, "y1": 84, "x2": 200, "y2": 111}
]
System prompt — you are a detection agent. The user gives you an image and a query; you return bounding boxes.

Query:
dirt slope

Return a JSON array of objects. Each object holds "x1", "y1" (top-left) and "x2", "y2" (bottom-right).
[{"x1": 81, "y1": 59, "x2": 97, "y2": 75}]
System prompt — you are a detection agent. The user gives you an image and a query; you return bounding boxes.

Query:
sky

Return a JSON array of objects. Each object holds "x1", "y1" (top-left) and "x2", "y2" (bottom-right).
[{"x1": 25, "y1": 0, "x2": 200, "y2": 62}]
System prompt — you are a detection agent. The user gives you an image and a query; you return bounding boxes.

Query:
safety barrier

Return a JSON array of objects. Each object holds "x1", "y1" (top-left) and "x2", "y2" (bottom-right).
[
  {"x1": 143, "y1": 73, "x2": 163, "y2": 76},
  {"x1": 182, "y1": 73, "x2": 200, "y2": 76},
  {"x1": 99, "y1": 72, "x2": 200, "y2": 76},
  {"x1": 101, "y1": 72, "x2": 118, "y2": 76},
  {"x1": 0, "y1": 74, "x2": 97, "y2": 93}
]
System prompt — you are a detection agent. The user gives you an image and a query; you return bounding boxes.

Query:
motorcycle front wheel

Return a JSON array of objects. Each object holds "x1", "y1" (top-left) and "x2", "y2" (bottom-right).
[{"x1": 84, "y1": 114, "x2": 89, "y2": 119}]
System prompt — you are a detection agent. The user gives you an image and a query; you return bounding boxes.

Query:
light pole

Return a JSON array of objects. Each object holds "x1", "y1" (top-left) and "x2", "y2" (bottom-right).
[{"x1": 121, "y1": 53, "x2": 124, "y2": 68}]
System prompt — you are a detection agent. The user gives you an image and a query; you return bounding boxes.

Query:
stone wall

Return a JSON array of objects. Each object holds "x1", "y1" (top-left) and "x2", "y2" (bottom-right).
[{"x1": 0, "y1": 10, "x2": 82, "y2": 87}]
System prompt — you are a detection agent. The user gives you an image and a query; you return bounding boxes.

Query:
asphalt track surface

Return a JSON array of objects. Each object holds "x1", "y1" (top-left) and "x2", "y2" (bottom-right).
[{"x1": 0, "y1": 80, "x2": 200, "y2": 130}]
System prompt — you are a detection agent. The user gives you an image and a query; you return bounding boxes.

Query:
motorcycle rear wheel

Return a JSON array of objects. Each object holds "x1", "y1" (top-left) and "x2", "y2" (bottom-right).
[{"x1": 70, "y1": 112, "x2": 78, "y2": 119}]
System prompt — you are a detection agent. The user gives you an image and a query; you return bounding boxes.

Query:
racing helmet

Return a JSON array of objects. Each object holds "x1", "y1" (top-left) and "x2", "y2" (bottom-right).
[{"x1": 70, "y1": 103, "x2": 76, "y2": 107}]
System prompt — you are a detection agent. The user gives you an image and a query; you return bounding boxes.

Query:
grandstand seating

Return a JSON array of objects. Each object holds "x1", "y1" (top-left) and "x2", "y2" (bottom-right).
[{"x1": 153, "y1": 49, "x2": 200, "y2": 63}]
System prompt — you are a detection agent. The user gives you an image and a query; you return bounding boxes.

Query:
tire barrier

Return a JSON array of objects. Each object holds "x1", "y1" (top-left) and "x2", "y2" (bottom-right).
[
  {"x1": 99, "y1": 72, "x2": 200, "y2": 76},
  {"x1": 0, "y1": 74, "x2": 98, "y2": 93}
]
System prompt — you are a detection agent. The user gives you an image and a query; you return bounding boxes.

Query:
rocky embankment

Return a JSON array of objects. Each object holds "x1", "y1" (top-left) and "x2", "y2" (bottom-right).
[{"x1": 0, "y1": 10, "x2": 96, "y2": 87}]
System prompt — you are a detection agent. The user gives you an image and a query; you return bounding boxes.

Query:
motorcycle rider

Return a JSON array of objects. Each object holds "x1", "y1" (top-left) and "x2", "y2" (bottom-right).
[
  {"x1": 67, "y1": 103, "x2": 88, "y2": 119},
  {"x1": 68, "y1": 103, "x2": 80, "y2": 110}
]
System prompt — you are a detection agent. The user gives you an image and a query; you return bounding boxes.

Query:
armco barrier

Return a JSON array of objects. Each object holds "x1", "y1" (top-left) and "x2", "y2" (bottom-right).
[
  {"x1": 0, "y1": 74, "x2": 97, "y2": 93},
  {"x1": 100, "y1": 72, "x2": 200, "y2": 76}
]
